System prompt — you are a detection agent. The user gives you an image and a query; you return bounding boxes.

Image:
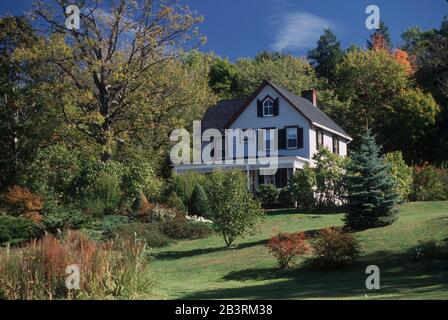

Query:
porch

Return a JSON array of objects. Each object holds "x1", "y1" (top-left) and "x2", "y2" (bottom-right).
[{"x1": 174, "y1": 156, "x2": 309, "y2": 190}]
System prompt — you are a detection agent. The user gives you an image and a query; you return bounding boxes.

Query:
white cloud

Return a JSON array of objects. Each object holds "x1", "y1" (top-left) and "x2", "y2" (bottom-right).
[{"x1": 271, "y1": 12, "x2": 337, "y2": 52}]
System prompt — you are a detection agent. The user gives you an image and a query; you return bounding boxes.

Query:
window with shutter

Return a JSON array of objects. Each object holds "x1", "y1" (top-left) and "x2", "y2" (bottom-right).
[
  {"x1": 286, "y1": 127, "x2": 298, "y2": 149},
  {"x1": 332, "y1": 136, "x2": 339, "y2": 154},
  {"x1": 316, "y1": 129, "x2": 324, "y2": 149},
  {"x1": 297, "y1": 127, "x2": 304, "y2": 148},
  {"x1": 262, "y1": 98, "x2": 274, "y2": 116}
]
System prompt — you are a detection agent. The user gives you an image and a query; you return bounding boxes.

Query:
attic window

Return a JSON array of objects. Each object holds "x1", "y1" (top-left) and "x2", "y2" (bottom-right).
[{"x1": 263, "y1": 98, "x2": 274, "y2": 117}]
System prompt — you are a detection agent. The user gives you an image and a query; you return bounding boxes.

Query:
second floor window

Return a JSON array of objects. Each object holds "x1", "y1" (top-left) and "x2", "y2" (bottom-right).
[
  {"x1": 264, "y1": 129, "x2": 273, "y2": 151},
  {"x1": 286, "y1": 127, "x2": 298, "y2": 149},
  {"x1": 239, "y1": 129, "x2": 255, "y2": 144},
  {"x1": 263, "y1": 98, "x2": 274, "y2": 116}
]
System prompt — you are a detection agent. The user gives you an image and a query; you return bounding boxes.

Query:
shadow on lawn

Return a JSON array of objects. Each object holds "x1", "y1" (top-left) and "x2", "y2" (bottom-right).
[
  {"x1": 180, "y1": 250, "x2": 448, "y2": 299},
  {"x1": 154, "y1": 228, "x2": 326, "y2": 261},
  {"x1": 153, "y1": 238, "x2": 269, "y2": 260}
]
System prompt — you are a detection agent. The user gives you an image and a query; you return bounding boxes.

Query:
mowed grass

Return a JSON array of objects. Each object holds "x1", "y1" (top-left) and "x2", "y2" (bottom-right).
[{"x1": 149, "y1": 202, "x2": 448, "y2": 300}]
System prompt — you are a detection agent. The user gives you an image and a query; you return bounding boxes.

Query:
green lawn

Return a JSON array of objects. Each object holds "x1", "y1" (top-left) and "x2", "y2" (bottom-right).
[{"x1": 149, "y1": 201, "x2": 448, "y2": 300}]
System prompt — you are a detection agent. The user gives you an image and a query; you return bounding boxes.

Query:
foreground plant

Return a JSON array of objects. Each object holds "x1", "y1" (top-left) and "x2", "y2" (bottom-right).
[
  {"x1": 206, "y1": 171, "x2": 264, "y2": 247},
  {"x1": 311, "y1": 227, "x2": 361, "y2": 270},
  {"x1": 267, "y1": 232, "x2": 310, "y2": 269},
  {"x1": 0, "y1": 231, "x2": 152, "y2": 299}
]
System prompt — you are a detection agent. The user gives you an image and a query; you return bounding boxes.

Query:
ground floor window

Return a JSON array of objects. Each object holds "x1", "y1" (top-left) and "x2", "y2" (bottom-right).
[
  {"x1": 258, "y1": 168, "x2": 289, "y2": 188},
  {"x1": 263, "y1": 174, "x2": 275, "y2": 185}
]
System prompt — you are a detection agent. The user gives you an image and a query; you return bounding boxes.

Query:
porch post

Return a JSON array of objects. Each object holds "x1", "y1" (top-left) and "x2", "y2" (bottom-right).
[{"x1": 246, "y1": 164, "x2": 250, "y2": 190}]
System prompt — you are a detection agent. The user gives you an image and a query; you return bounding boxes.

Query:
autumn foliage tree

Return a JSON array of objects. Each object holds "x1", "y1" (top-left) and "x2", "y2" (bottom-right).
[{"x1": 19, "y1": 0, "x2": 210, "y2": 162}]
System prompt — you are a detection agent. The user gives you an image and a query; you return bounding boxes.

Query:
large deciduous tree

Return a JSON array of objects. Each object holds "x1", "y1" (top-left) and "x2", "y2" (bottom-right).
[
  {"x1": 234, "y1": 53, "x2": 318, "y2": 98},
  {"x1": 22, "y1": 0, "x2": 209, "y2": 162},
  {"x1": 401, "y1": 17, "x2": 448, "y2": 163},
  {"x1": 0, "y1": 16, "x2": 60, "y2": 189},
  {"x1": 330, "y1": 49, "x2": 439, "y2": 160}
]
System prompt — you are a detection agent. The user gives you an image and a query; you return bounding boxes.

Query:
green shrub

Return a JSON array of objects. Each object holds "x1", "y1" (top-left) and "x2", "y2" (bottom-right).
[
  {"x1": 122, "y1": 162, "x2": 162, "y2": 202},
  {"x1": 411, "y1": 165, "x2": 448, "y2": 201},
  {"x1": 169, "y1": 171, "x2": 205, "y2": 205},
  {"x1": 70, "y1": 160, "x2": 125, "y2": 215},
  {"x1": 278, "y1": 188, "x2": 293, "y2": 206},
  {"x1": 206, "y1": 171, "x2": 264, "y2": 247},
  {"x1": 311, "y1": 227, "x2": 361, "y2": 270},
  {"x1": 166, "y1": 192, "x2": 186, "y2": 212},
  {"x1": 19, "y1": 145, "x2": 82, "y2": 198},
  {"x1": 254, "y1": 184, "x2": 279, "y2": 204},
  {"x1": 313, "y1": 148, "x2": 346, "y2": 208},
  {"x1": 288, "y1": 165, "x2": 315, "y2": 210},
  {"x1": 90, "y1": 173, "x2": 123, "y2": 215},
  {"x1": 106, "y1": 223, "x2": 171, "y2": 248},
  {"x1": 161, "y1": 216, "x2": 214, "y2": 240},
  {"x1": 383, "y1": 151, "x2": 413, "y2": 201},
  {"x1": 0, "y1": 215, "x2": 44, "y2": 245},
  {"x1": 42, "y1": 208, "x2": 91, "y2": 233},
  {"x1": 100, "y1": 215, "x2": 134, "y2": 234},
  {"x1": 188, "y1": 184, "x2": 210, "y2": 217}
]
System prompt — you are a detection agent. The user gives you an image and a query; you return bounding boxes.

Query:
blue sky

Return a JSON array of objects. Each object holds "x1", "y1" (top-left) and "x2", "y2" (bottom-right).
[{"x1": 1, "y1": 0, "x2": 447, "y2": 60}]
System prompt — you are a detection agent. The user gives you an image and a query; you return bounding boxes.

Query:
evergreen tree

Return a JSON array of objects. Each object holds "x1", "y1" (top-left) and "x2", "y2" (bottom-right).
[
  {"x1": 344, "y1": 130, "x2": 399, "y2": 230},
  {"x1": 308, "y1": 29, "x2": 343, "y2": 81},
  {"x1": 166, "y1": 191, "x2": 186, "y2": 212},
  {"x1": 188, "y1": 184, "x2": 210, "y2": 217}
]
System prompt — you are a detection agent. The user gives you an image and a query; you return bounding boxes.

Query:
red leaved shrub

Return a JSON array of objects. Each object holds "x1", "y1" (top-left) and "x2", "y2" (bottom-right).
[
  {"x1": 311, "y1": 227, "x2": 360, "y2": 270},
  {"x1": 267, "y1": 232, "x2": 310, "y2": 269}
]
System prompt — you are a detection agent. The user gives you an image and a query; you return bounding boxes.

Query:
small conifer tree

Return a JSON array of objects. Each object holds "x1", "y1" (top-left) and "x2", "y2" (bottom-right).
[
  {"x1": 188, "y1": 184, "x2": 210, "y2": 217},
  {"x1": 344, "y1": 129, "x2": 399, "y2": 230}
]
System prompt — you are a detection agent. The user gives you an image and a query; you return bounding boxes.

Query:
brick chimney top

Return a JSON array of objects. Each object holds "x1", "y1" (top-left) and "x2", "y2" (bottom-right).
[{"x1": 301, "y1": 89, "x2": 317, "y2": 107}]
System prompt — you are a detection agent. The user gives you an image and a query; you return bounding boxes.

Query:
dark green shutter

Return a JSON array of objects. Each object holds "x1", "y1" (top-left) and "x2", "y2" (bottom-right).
[
  {"x1": 273, "y1": 98, "x2": 279, "y2": 116},
  {"x1": 297, "y1": 127, "x2": 303, "y2": 148},
  {"x1": 257, "y1": 99, "x2": 263, "y2": 117},
  {"x1": 258, "y1": 171, "x2": 264, "y2": 184},
  {"x1": 275, "y1": 170, "x2": 281, "y2": 188},
  {"x1": 279, "y1": 128, "x2": 286, "y2": 149}
]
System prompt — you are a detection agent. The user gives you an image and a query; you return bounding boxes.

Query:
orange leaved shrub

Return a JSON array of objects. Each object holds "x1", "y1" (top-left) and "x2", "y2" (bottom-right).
[{"x1": 4, "y1": 185, "x2": 43, "y2": 218}]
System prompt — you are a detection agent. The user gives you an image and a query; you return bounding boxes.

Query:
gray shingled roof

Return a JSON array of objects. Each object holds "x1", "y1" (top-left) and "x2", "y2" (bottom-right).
[
  {"x1": 201, "y1": 81, "x2": 351, "y2": 140},
  {"x1": 268, "y1": 81, "x2": 351, "y2": 139},
  {"x1": 201, "y1": 98, "x2": 245, "y2": 132}
]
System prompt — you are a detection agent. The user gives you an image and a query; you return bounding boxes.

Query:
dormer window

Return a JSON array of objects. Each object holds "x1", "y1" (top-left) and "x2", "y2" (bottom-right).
[
  {"x1": 257, "y1": 95, "x2": 278, "y2": 118},
  {"x1": 263, "y1": 98, "x2": 274, "y2": 117}
]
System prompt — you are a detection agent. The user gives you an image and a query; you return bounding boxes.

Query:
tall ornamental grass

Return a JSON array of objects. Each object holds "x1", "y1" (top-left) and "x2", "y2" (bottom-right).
[{"x1": 0, "y1": 231, "x2": 153, "y2": 299}]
